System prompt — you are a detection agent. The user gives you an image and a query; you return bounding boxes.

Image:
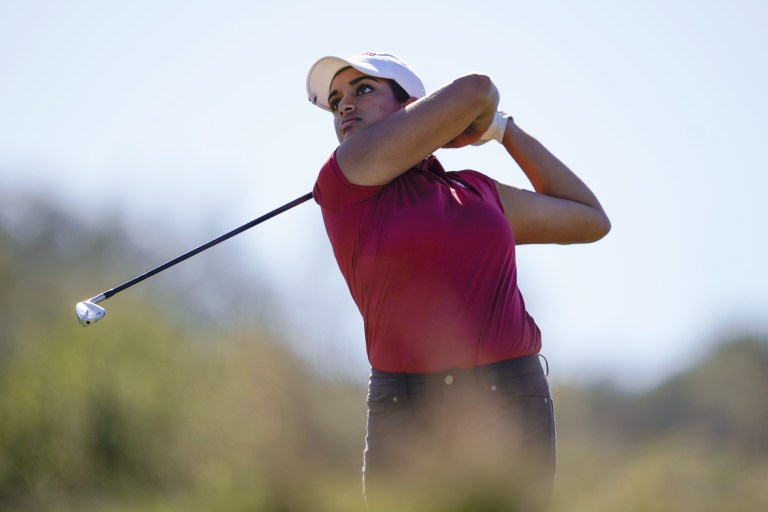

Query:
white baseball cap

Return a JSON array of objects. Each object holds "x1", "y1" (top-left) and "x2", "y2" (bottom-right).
[{"x1": 306, "y1": 51, "x2": 426, "y2": 112}]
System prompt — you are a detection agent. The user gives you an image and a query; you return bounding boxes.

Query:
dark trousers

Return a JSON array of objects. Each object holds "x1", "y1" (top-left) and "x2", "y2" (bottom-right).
[{"x1": 363, "y1": 355, "x2": 556, "y2": 512}]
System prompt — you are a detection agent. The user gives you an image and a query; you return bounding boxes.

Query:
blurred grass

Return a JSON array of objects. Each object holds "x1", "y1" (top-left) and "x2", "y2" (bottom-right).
[
  {"x1": 1, "y1": 194, "x2": 767, "y2": 511},
  {"x1": 0, "y1": 305, "x2": 368, "y2": 511}
]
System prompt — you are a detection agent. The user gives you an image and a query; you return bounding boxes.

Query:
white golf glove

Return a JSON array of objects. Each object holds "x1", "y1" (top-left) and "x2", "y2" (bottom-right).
[{"x1": 473, "y1": 111, "x2": 511, "y2": 145}]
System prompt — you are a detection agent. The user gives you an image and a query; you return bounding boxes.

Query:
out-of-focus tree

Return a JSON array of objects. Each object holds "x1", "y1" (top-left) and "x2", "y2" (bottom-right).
[{"x1": 552, "y1": 336, "x2": 768, "y2": 512}]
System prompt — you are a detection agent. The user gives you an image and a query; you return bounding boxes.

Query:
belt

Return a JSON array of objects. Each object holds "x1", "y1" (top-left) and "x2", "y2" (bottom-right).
[{"x1": 371, "y1": 354, "x2": 545, "y2": 388}]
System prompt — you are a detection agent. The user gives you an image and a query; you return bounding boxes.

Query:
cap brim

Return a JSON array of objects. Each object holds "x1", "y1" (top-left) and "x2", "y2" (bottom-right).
[{"x1": 306, "y1": 56, "x2": 354, "y2": 112}]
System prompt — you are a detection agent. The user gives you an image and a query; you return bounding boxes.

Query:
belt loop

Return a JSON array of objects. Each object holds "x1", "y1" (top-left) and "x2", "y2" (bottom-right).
[
  {"x1": 538, "y1": 354, "x2": 550, "y2": 377},
  {"x1": 398, "y1": 372, "x2": 409, "y2": 399}
]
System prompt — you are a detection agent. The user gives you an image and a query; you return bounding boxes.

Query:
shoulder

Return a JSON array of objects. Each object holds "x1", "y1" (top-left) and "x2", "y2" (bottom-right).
[{"x1": 314, "y1": 150, "x2": 385, "y2": 209}]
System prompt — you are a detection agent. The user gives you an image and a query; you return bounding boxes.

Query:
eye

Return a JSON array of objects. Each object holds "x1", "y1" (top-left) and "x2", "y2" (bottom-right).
[
  {"x1": 355, "y1": 84, "x2": 373, "y2": 96},
  {"x1": 329, "y1": 83, "x2": 374, "y2": 112}
]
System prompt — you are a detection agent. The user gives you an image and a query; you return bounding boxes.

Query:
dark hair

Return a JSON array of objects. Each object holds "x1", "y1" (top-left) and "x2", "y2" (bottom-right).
[{"x1": 388, "y1": 79, "x2": 412, "y2": 104}]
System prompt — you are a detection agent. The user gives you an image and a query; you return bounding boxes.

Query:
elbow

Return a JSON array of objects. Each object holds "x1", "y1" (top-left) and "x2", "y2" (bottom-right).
[
  {"x1": 469, "y1": 73, "x2": 494, "y2": 92},
  {"x1": 587, "y1": 212, "x2": 611, "y2": 242},
  {"x1": 460, "y1": 72, "x2": 493, "y2": 90},
  {"x1": 565, "y1": 210, "x2": 610, "y2": 245},
  {"x1": 457, "y1": 73, "x2": 498, "y2": 108}
]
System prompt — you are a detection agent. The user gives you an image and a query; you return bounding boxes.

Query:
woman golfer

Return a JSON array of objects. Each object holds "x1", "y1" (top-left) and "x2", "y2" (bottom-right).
[{"x1": 307, "y1": 52, "x2": 610, "y2": 511}]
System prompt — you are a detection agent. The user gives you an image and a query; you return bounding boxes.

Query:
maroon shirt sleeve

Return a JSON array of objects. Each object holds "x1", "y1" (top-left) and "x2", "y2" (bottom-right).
[{"x1": 313, "y1": 151, "x2": 384, "y2": 209}]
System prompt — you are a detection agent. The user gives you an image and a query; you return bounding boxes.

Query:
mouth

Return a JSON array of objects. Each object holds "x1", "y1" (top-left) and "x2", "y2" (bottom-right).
[{"x1": 340, "y1": 117, "x2": 361, "y2": 133}]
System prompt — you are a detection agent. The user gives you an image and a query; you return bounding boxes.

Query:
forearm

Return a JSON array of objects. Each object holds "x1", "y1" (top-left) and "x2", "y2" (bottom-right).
[
  {"x1": 502, "y1": 120, "x2": 604, "y2": 211},
  {"x1": 497, "y1": 118, "x2": 611, "y2": 244},
  {"x1": 339, "y1": 74, "x2": 499, "y2": 186}
]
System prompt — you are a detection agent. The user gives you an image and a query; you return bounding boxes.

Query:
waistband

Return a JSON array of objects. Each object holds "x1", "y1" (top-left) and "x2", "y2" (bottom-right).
[{"x1": 370, "y1": 354, "x2": 547, "y2": 387}]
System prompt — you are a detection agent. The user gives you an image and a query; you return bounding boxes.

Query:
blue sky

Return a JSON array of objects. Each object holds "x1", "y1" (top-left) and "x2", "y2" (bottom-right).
[{"x1": 2, "y1": 0, "x2": 766, "y2": 388}]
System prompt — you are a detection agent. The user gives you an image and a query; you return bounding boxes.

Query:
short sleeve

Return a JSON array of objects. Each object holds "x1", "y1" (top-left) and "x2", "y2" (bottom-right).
[{"x1": 313, "y1": 151, "x2": 384, "y2": 209}]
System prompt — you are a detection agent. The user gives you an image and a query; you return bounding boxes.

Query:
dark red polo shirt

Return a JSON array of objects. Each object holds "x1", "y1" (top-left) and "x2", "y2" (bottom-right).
[{"x1": 313, "y1": 152, "x2": 541, "y2": 373}]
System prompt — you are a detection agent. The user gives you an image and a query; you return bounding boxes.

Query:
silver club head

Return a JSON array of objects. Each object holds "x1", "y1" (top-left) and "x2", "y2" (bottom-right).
[{"x1": 75, "y1": 301, "x2": 106, "y2": 326}]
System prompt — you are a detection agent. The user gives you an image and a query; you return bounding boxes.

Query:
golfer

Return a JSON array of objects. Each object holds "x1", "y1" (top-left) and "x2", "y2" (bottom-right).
[{"x1": 307, "y1": 52, "x2": 610, "y2": 511}]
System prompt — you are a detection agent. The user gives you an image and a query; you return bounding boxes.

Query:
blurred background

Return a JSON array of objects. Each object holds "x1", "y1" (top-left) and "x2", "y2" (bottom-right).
[{"x1": 1, "y1": 1, "x2": 766, "y2": 510}]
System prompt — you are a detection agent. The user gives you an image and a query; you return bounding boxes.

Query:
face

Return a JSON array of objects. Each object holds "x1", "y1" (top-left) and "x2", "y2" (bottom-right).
[{"x1": 328, "y1": 67, "x2": 407, "y2": 143}]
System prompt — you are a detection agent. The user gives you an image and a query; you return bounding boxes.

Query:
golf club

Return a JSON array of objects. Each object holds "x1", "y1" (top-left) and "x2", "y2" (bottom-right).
[{"x1": 75, "y1": 192, "x2": 313, "y2": 326}]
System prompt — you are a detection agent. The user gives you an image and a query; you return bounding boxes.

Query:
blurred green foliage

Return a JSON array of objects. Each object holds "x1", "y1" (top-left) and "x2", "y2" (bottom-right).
[
  {"x1": 1, "y1": 195, "x2": 766, "y2": 511},
  {"x1": 552, "y1": 337, "x2": 768, "y2": 512}
]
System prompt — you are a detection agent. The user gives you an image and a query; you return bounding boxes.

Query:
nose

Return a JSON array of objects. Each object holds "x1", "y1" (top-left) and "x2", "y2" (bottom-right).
[{"x1": 337, "y1": 96, "x2": 356, "y2": 115}]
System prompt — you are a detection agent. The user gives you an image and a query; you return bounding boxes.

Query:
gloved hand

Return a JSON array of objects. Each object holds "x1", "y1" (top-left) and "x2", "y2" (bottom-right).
[{"x1": 472, "y1": 111, "x2": 511, "y2": 146}]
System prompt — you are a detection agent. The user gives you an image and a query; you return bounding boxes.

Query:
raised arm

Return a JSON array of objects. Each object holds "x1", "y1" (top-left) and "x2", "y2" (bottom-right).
[
  {"x1": 495, "y1": 119, "x2": 611, "y2": 245},
  {"x1": 336, "y1": 73, "x2": 499, "y2": 186}
]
